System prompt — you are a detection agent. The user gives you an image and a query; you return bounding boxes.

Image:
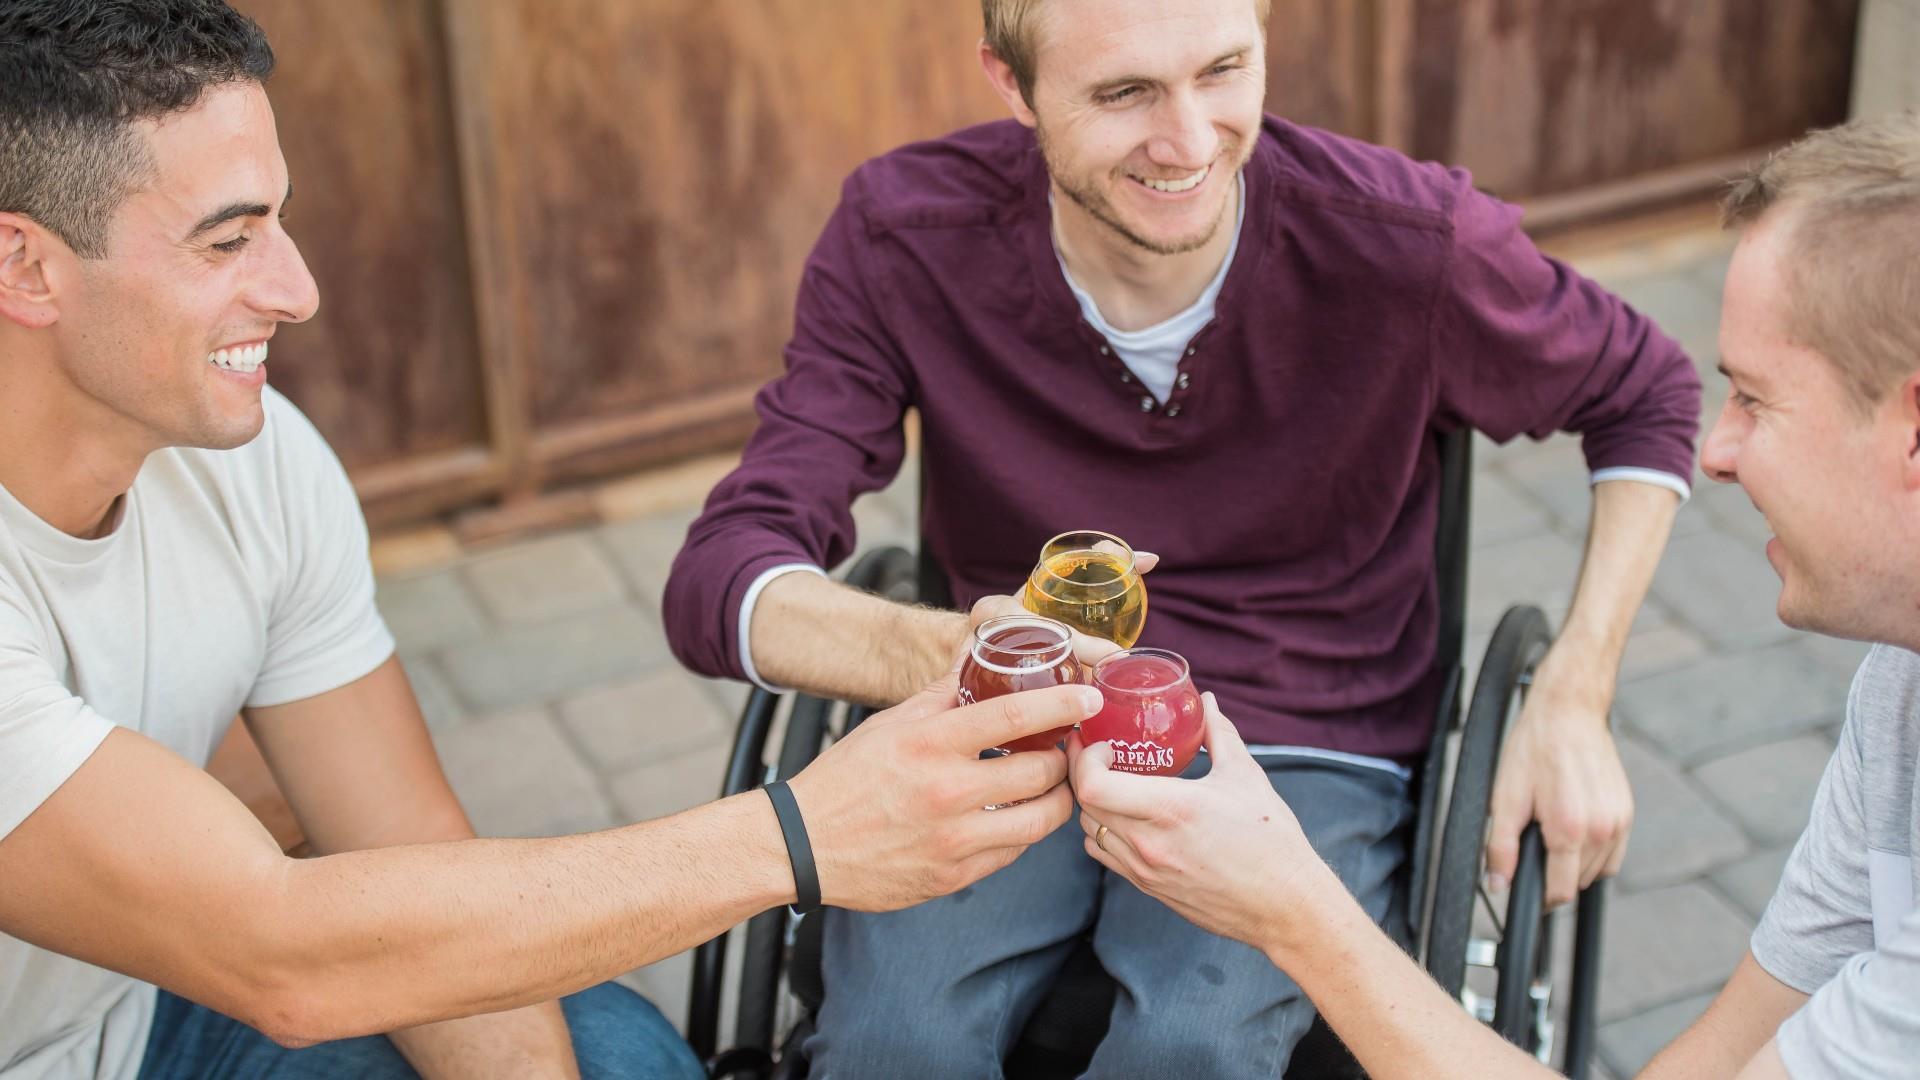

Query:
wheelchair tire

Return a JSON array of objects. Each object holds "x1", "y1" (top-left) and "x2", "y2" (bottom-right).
[{"x1": 1424, "y1": 604, "x2": 1551, "y2": 998}]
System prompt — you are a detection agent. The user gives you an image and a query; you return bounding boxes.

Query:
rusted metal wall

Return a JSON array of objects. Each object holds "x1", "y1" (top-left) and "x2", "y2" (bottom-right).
[{"x1": 233, "y1": 0, "x2": 1858, "y2": 527}]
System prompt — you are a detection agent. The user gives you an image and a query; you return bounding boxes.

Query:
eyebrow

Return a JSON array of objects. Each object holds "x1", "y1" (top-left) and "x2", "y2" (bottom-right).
[
  {"x1": 185, "y1": 181, "x2": 292, "y2": 240},
  {"x1": 1087, "y1": 46, "x2": 1252, "y2": 98}
]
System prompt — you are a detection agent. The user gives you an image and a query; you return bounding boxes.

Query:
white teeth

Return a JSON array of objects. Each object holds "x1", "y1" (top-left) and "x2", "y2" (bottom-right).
[
  {"x1": 1137, "y1": 166, "x2": 1208, "y2": 193},
  {"x1": 207, "y1": 342, "x2": 269, "y2": 373}
]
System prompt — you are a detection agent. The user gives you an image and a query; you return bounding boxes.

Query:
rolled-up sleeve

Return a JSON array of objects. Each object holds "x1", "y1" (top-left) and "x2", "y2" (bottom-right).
[
  {"x1": 662, "y1": 177, "x2": 916, "y2": 681},
  {"x1": 1428, "y1": 174, "x2": 1701, "y2": 483}
]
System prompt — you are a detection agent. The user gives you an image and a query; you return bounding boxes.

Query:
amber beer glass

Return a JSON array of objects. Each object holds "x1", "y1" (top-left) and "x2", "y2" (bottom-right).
[
  {"x1": 957, "y1": 615, "x2": 1087, "y2": 753},
  {"x1": 1079, "y1": 648, "x2": 1204, "y2": 776},
  {"x1": 1021, "y1": 530, "x2": 1147, "y2": 647}
]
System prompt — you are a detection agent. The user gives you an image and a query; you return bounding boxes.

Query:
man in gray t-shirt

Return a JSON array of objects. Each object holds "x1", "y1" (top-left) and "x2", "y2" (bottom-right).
[
  {"x1": 1049, "y1": 110, "x2": 1920, "y2": 1079},
  {"x1": 1751, "y1": 645, "x2": 1920, "y2": 1075}
]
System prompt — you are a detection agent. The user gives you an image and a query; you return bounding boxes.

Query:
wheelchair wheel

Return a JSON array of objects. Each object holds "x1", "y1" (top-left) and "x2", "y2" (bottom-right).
[{"x1": 1425, "y1": 607, "x2": 1560, "y2": 1047}]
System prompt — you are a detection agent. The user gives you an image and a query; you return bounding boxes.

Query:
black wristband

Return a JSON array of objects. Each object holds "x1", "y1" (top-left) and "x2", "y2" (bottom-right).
[{"x1": 763, "y1": 780, "x2": 821, "y2": 915}]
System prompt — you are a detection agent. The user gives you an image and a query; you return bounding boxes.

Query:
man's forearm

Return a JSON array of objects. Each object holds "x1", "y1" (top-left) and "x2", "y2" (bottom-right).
[
  {"x1": 1264, "y1": 868, "x2": 1553, "y2": 1080},
  {"x1": 750, "y1": 570, "x2": 967, "y2": 706},
  {"x1": 254, "y1": 791, "x2": 793, "y2": 1044},
  {"x1": 1554, "y1": 479, "x2": 1681, "y2": 675}
]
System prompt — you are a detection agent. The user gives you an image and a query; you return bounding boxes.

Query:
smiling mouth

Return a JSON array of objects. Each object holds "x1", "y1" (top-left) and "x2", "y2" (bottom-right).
[
  {"x1": 1130, "y1": 163, "x2": 1210, "y2": 194},
  {"x1": 207, "y1": 342, "x2": 268, "y2": 374}
]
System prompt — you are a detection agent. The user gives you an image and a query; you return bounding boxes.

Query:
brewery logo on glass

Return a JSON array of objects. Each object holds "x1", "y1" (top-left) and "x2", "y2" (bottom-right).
[{"x1": 1102, "y1": 739, "x2": 1177, "y2": 771}]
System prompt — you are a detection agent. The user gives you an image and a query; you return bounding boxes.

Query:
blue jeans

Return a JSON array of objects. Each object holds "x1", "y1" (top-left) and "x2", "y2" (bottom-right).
[
  {"x1": 805, "y1": 755, "x2": 1413, "y2": 1079},
  {"x1": 136, "y1": 981, "x2": 704, "y2": 1079}
]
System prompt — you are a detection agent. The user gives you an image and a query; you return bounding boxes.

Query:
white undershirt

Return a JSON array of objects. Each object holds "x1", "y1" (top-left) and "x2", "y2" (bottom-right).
[{"x1": 1054, "y1": 172, "x2": 1246, "y2": 403}]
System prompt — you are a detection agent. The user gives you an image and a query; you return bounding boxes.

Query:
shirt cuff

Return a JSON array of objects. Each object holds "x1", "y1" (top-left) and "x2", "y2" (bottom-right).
[
  {"x1": 739, "y1": 563, "x2": 828, "y2": 693},
  {"x1": 1590, "y1": 466, "x2": 1691, "y2": 505}
]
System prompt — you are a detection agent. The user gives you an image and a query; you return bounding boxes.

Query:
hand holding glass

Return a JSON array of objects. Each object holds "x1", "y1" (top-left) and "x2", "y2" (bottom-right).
[
  {"x1": 1021, "y1": 530, "x2": 1148, "y2": 647},
  {"x1": 957, "y1": 614, "x2": 1087, "y2": 753}
]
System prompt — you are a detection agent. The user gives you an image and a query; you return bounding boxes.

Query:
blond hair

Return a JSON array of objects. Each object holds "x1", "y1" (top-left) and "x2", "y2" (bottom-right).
[
  {"x1": 1723, "y1": 111, "x2": 1920, "y2": 410},
  {"x1": 983, "y1": 0, "x2": 1272, "y2": 106}
]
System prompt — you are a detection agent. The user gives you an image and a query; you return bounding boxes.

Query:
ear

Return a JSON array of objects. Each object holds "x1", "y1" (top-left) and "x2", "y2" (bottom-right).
[
  {"x1": 977, "y1": 39, "x2": 1039, "y2": 129},
  {"x1": 1898, "y1": 371, "x2": 1920, "y2": 493},
  {"x1": 0, "y1": 214, "x2": 62, "y2": 330}
]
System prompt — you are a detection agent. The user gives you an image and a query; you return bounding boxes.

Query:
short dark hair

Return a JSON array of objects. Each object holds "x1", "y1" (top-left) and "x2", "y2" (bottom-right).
[{"x1": 0, "y1": 0, "x2": 275, "y2": 258}]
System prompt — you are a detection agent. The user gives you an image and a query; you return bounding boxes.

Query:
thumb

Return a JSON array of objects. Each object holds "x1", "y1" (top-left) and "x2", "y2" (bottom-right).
[
  {"x1": 1134, "y1": 550, "x2": 1160, "y2": 575},
  {"x1": 1198, "y1": 691, "x2": 1254, "y2": 771}
]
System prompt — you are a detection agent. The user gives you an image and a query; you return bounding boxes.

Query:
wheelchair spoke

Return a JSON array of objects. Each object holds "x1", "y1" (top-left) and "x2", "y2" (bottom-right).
[{"x1": 1476, "y1": 880, "x2": 1506, "y2": 937}]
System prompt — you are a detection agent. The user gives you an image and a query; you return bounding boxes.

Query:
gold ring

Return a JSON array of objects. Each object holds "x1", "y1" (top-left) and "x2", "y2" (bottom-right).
[{"x1": 1094, "y1": 824, "x2": 1110, "y2": 852}]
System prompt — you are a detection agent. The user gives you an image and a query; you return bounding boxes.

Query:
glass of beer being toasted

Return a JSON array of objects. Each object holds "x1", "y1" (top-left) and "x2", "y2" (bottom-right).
[{"x1": 1021, "y1": 530, "x2": 1147, "y2": 647}]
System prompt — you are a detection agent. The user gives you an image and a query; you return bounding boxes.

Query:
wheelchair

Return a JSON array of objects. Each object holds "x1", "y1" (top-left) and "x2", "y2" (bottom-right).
[{"x1": 687, "y1": 431, "x2": 1606, "y2": 1078}]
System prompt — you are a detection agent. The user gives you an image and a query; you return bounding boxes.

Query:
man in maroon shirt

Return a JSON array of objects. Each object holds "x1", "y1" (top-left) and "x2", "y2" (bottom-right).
[{"x1": 663, "y1": 0, "x2": 1698, "y2": 1073}]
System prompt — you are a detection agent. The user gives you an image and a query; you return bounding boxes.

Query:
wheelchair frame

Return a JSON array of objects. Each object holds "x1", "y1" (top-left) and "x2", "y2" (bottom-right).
[{"x1": 687, "y1": 431, "x2": 1605, "y2": 1078}]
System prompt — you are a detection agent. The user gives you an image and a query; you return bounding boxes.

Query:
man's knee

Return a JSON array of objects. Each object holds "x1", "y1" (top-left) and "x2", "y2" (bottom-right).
[{"x1": 560, "y1": 982, "x2": 704, "y2": 1080}]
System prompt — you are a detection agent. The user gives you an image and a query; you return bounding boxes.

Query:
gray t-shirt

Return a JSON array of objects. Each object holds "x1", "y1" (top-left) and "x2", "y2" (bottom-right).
[
  {"x1": 0, "y1": 388, "x2": 395, "y2": 1080},
  {"x1": 1751, "y1": 644, "x2": 1920, "y2": 1077}
]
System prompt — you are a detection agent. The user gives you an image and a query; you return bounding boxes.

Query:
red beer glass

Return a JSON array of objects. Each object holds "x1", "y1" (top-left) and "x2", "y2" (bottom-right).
[
  {"x1": 957, "y1": 615, "x2": 1086, "y2": 753},
  {"x1": 1081, "y1": 648, "x2": 1204, "y2": 776}
]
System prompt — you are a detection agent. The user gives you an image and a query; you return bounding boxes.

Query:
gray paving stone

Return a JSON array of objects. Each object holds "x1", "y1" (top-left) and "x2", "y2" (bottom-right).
[
  {"x1": 1693, "y1": 735, "x2": 1833, "y2": 845},
  {"x1": 1491, "y1": 436, "x2": 1594, "y2": 534},
  {"x1": 1691, "y1": 481, "x2": 1772, "y2": 549},
  {"x1": 376, "y1": 570, "x2": 490, "y2": 656},
  {"x1": 1470, "y1": 468, "x2": 1553, "y2": 546},
  {"x1": 1616, "y1": 643, "x2": 1845, "y2": 764},
  {"x1": 598, "y1": 507, "x2": 699, "y2": 608},
  {"x1": 1796, "y1": 634, "x2": 1873, "y2": 681},
  {"x1": 1466, "y1": 530, "x2": 1663, "y2": 638},
  {"x1": 1649, "y1": 529, "x2": 1797, "y2": 651},
  {"x1": 401, "y1": 655, "x2": 465, "y2": 731},
  {"x1": 431, "y1": 707, "x2": 617, "y2": 838},
  {"x1": 1616, "y1": 624, "x2": 1710, "y2": 684},
  {"x1": 851, "y1": 489, "x2": 915, "y2": 556},
  {"x1": 1598, "y1": 991, "x2": 1716, "y2": 1077},
  {"x1": 1599, "y1": 882, "x2": 1751, "y2": 1022},
  {"x1": 1616, "y1": 735, "x2": 1750, "y2": 891},
  {"x1": 559, "y1": 667, "x2": 734, "y2": 774},
  {"x1": 607, "y1": 740, "x2": 731, "y2": 824},
  {"x1": 1604, "y1": 268, "x2": 1723, "y2": 366},
  {"x1": 1467, "y1": 531, "x2": 1581, "y2": 635},
  {"x1": 460, "y1": 532, "x2": 630, "y2": 625},
  {"x1": 439, "y1": 605, "x2": 669, "y2": 713},
  {"x1": 1711, "y1": 845, "x2": 1794, "y2": 920}
]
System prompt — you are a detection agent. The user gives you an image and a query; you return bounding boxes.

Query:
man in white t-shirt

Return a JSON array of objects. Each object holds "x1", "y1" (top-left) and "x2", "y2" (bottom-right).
[
  {"x1": 1066, "y1": 111, "x2": 1920, "y2": 1078},
  {"x1": 0, "y1": 3, "x2": 1094, "y2": 1078}
]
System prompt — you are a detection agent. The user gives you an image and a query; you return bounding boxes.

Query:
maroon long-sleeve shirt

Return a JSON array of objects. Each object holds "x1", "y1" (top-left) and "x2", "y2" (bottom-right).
[{"x1": 664, "y1": 116, "x2": 1699, "y2": 760}]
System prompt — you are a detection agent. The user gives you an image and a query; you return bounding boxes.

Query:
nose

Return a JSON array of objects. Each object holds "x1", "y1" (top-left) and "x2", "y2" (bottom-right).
[
  {"x1": 1699, "y1": 396, "x2": 1743, "y2": 485},
  {"x1": 253, "y1": 225, "x2": 320, "y2": 324},
  {"x1": 1147, "y1": 89, "x2": 1219, "y2": 169}
]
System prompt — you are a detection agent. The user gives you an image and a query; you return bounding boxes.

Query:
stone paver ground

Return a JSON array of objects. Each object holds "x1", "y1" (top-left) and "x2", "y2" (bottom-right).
[{"x1": 371, "y1": 222, "x2": 1866, "y2": 1077}]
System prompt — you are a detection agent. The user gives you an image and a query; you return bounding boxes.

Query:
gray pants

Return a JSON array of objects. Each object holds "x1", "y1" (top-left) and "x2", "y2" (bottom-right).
[{"x1": 804, "y1": 756, "x2": 1413, "y2": 1079}]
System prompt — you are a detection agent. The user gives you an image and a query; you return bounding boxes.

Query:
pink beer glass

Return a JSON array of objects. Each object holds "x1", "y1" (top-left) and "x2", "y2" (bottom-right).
[{"x1": 1080, "y1": 648, "x2": 1204, "y2": 776}]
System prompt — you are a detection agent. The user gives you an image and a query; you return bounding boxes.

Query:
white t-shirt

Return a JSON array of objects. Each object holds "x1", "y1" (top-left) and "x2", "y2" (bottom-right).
[{"x1": 0, "y1": 387, "x2": 396, "y2": 1080}]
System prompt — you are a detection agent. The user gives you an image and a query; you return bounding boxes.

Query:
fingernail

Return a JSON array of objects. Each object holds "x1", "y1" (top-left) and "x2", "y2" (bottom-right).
[
  {"x1": 1078, "y1": 687, "x2": 1105, "y2": 712},
  {"x1": 1485, "y1": 873, "x2": 1508, "y2": 893}
]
